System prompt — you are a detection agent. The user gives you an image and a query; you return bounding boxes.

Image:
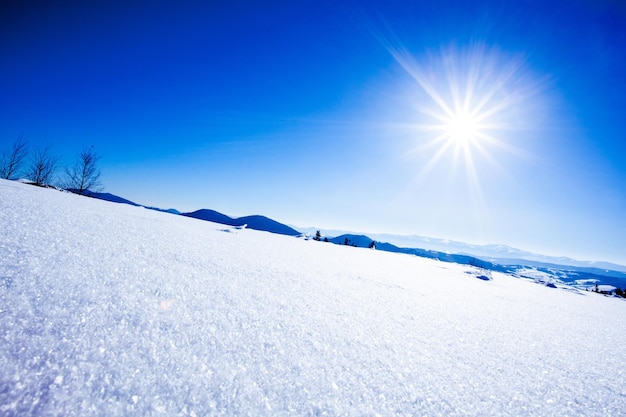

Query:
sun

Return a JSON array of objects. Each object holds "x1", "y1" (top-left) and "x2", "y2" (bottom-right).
[
  {"x1": 382, "y1": 42, "x2": 536, "y2": 184},
  {"x1": 371, "y1": 40, "x2": 544, "y2": 232},
  {"x1": 445, "y1": 109, "x2": 481, "y2": 145},
  {"x1": 367, "y1": 33, "x2": 544, "y2": 231}
]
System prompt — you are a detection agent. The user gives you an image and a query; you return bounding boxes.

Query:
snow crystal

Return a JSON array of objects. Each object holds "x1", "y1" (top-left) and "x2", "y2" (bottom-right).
[{"x1": 1, "y1": 179, "x2": 625, "y2": 416}]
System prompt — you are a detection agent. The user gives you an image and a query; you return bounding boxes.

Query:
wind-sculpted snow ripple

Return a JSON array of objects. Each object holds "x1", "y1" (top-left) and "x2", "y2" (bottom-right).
[{"x1": 1, "y1": 179, "x2": 625, "y2": 416}]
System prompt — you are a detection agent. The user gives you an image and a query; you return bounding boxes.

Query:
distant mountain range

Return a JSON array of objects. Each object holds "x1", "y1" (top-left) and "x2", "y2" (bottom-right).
[
  {"x1": 67, "y1": 188, "x2": 626, "y2": 288},
  {"x1": 299, "y1": 227, "x2": 626, "y2": 274},
  {"x1": 329, "y1": 233, "x2": 496, "y2": 267},
  {"x1": 325, "y1": 233, "x2": 626, "y2": 289},
  {"x1": 368, "y1": 232, "x2": 626, "y2": 273},
  {"x1": 73, "y1": 190, "x2": 299, "y2": 236}
]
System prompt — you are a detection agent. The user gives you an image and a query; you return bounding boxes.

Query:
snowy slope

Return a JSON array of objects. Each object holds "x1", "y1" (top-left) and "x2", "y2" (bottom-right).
[{"x1": 1, "y1": 179, "x2": 625, "y2": 416}]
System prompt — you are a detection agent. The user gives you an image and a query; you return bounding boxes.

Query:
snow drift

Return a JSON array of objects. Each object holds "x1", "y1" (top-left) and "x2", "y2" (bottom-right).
[{"x1": 1, "y1": 179, "x2": 625, "y2": 416}]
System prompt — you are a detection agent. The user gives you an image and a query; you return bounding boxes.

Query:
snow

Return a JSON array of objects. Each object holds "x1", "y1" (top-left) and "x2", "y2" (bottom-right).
[
  {"x1": 597, "y1": 285, "x2": 617, "y2": 293},
  {"x1": 1, "y1": 179, "x2": 625, "y2": 416},
  {"x1": 514, "y1": 267, "x2": 556, "y2": 282}
]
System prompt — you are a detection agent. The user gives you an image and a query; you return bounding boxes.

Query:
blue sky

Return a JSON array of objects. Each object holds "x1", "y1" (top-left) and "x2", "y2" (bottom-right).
[{"x1": 2, "y1": 0, "x2": 625, "y2": 264}]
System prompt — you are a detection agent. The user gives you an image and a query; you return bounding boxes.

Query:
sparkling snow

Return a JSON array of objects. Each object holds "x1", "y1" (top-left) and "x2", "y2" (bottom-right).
[{"x1": 1, "y1": 179, "x2": 625, "y2": 416}]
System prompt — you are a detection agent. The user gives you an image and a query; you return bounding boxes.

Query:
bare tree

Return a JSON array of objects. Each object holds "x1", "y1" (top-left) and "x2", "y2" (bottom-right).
[
  {"x1": 26, "y1": 146, "x2": 59, "y2": 187},
  {"x1": 64, "y1": 146, "x2": 103, "y2": 194},
  {"x1": 0, "y1": 135, "x2": 29, "y2": 179}
]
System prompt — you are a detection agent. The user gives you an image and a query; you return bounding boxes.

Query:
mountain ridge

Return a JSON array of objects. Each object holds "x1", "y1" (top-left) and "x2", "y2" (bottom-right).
[
  {"x1": 3, "y1": 178, "x2": 625, "y2": 415},
  {"x1": 182, "y1": 209, "x2": 301, "y2": 236},
  {"x1": 320, "y1": 233, "x2": 626, "y2": 289},
  {"x1": 63, "y1": 186, "x2": 625, "y2": 277},
  {"x1": 297, "y1": 227, "x2": 626, "y2": 273},
  {"x1": 66, "y1": 189, "x2": 299, "y2": 236}
]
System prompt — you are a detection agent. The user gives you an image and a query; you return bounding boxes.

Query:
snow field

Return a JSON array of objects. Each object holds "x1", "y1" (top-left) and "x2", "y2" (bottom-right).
[{"x1": 1, "y1": 179, "x2": 625, "y2": 416}]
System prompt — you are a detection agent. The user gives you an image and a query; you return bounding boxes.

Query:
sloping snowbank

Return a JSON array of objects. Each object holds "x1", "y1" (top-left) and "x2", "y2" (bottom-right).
[{"x1": 1, "y1": 179, "x2": 625, "y2": 416}]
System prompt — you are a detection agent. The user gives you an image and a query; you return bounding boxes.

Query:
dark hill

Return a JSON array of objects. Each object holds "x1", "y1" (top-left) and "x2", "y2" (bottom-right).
[
  {"x1": 183, "y1": 209, "x2": 235, "y2": 226},
  {"x1": 182, "y1": 210, "x2": 300, "y2": 236},
  {"x1": 329, "y1": 234, "x2": 374, "y2": 247},
  {"x1": 67, "y1": 189, "x2": 180, "y2": 214},
  {"x1": 236, "y1": 215, "x2": 301, "y2": 236},
  {"x1": 69, "y1": 190, "x2": 140, "y2": 206},
  {"x1": 328, "y1": 234, "x2": 506, "y2": 271}
]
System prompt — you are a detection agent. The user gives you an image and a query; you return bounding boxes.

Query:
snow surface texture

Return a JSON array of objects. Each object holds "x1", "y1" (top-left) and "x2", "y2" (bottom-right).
[{"x1": 1, "y1": 179, "x2": 625, "y2": 416}]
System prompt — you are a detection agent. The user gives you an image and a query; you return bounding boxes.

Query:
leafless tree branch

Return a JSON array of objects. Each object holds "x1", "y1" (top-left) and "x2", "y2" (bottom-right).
[
  {"x1": 64, "y1": 146, "x2": 103, "y2": 194},
  {"x1": 0, "y1": 135, "x2": 29, "y2": 180},
  {"x1": 26, "y1": 146, "x2": 59, "y2": 187}
]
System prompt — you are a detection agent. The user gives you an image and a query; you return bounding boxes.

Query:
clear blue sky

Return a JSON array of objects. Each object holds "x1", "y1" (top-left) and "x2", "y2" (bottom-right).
[{"x1": 2, "y1": 0, "x2": 625, "y2": 264}]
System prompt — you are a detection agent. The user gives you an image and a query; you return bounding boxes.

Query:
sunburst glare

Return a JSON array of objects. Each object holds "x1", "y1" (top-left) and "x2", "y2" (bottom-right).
[
  {"x1": 367, "y1": 40, "x2": 547, "y2": 235},
  {"x1": 385, "y1": 43, "x2": 542, "y2": 206}
]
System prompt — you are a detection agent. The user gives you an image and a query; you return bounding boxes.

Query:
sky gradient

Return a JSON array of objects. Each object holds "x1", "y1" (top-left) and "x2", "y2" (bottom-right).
[{"x1": 2, "y1": 0, "x2": 625, "y2": 264}]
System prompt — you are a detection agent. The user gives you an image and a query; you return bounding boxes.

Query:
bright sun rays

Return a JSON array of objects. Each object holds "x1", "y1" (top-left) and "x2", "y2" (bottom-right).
[
  {"x1": 370, "y1": 38, "x2": 545, "y2": 231},
  {"x1": 385, "y1": 42, "x2": 540, "y2": 191}
]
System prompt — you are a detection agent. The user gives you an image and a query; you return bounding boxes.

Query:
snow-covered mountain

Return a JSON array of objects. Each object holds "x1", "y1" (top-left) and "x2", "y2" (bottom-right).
[
  {"x1": 318, "y1": 233, "x2": 626, "y2": 289},
  {"x1": 70, "y1": 191, "x2": 625, "y2": 277},
  {"x1": 2, "y1": 178, "x2": 625, "y2": 416},
  {"x1": 298, "y1": 227, "x2": 626, "y2": 273},
  {"x1": 370, "y1": 233, "x2": 626, "y2": 272},
  {"x1": 63, "y1": 190, "x2": 299, "y2": 236}
]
